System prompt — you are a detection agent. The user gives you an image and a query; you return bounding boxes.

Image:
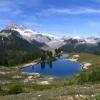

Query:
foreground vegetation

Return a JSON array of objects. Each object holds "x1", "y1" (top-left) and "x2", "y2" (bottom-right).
[{"x1": 0, "y1": 53, "x2": 100, "y2": 100}]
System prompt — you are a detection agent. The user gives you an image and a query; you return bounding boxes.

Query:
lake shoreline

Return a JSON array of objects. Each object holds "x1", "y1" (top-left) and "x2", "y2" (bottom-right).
[
  {"x1": 20, "y1": 53, "x2": 91, "y2": 78},
  {"x1": 21, "y1": 58, "x2": 82, "y2": 78}
]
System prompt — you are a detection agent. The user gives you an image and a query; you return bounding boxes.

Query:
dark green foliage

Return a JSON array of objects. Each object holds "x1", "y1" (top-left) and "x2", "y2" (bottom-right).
[
  {"x1": 47, "y1": 51, "x2": 53, "y2": 58},
  {"x1": 96, "y1": 95, "x2": 100, "y2": 100},
  {"x1": 8, "y1": 84, "x2": 23, "y2": 94},
  {"x1": 0, "y1": 88, "x2": 4, "y2": 96},
  {"x1": 79, "y1": 67, "x2": 100, "y2": 84},
  {"x1": 32, "y1": 85, "x2": 53, "y2": 91},
  {"x1": 41, "y1": 51, "x2": 47, "y2": 61},
  {"x1": 0, "y1": 30, "x2": 42, "y2": 66},
  {"x1": 29, "y1": 84, "x2": 56, "y2": 91},
  {"x1": 78, "y1": 71, "x2": 90, "y2": 84},
  {"x1": 40, "y1": 51, "x2": 54, "y2": 62},
  {"x1": 55, "y1": 48, "x2": 62, "y2": 54},
  {"x1": 0, "y1": 50, "x2": 41, "y2": 66},
  {"x1": 0, "y1": 86, "x2": 7, "y2": 96},
  {"x1": 0, "y1": 86, "x2": 2, "y2": 92}
]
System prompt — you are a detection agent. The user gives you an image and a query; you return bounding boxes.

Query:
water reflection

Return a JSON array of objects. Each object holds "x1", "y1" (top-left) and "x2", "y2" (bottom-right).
[
  {"x1": 41, "y1": 62, "x2": 45, "y2": 69},
  {"x1": 32, "y1": 66, "x2": 34, "y2": 70},
  {"x1": 48, "y1": 61, "x2": 52, "y2": 69},
  {"x1": 40, "y1": 61, "x2": 53, "y2": 69}
]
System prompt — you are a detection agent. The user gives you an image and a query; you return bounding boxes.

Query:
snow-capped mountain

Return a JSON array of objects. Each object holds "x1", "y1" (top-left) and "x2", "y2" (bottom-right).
[
  {"x1": 0, "y1": 29, "x2": 41, "y2": 53},
  {"x1": 1, "y1": 24, "x2": 100, "y2": 67},
  {"x1": 61, "y1": 35, "x2": 100, "y2": 53},
  {"x1": 63, "y1": 35, "x2": 100, "y2": 44},
  {"x1": 5, "y1": 24, "x2": 64, "y2": 50},
  {"x1": 1, "y1": 24, "x2": 100, "y2": 53},
  {"x1": 0, "y1": 28, "x2": 42, "y2": 66},
  {"x1": 86, "y1": 36, "x2": 100, "y2": 44}
]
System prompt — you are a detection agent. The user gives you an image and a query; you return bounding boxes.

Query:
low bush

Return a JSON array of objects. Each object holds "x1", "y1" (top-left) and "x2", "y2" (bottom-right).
[
  {"x1": 8, "y1": 84, "x2": 23, "y2": 94},
  {"x1": 78, "y1": 67, "x2": 100, "y2": 84}
]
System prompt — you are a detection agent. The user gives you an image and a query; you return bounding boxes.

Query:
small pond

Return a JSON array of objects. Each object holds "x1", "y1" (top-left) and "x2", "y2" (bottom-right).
[
  {"x1": 60, "y1": 54, "x2": 69, "y2": 59},
  {"x1": 22, "y1": 59, "x2": 82, "y2": 78}
]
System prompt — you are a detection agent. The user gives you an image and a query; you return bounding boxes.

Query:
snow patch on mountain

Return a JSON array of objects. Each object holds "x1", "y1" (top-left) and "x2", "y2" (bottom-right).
[
  {"x1": 73, "y1": 36, "x2": 82, "y2": 40},
  {"x1": 47, "y1": 39, "x2": 65, "y2": 49}
]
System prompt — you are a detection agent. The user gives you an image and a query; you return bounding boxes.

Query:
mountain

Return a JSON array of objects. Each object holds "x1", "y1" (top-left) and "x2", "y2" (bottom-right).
[
  {"x1": 1, "y1": 24, "x2": 100, "y2": 55},
  {"x1": 0, "y1": 24, "x2": 64, "y2": 66},
  {"x1": 5, "y1": 24, "x2": 64, "y2": 50},
  {"x1": 0, "y1": 28, "x2": 42, "y2": 66},
  {"x1": 60, "y1": 36, "x2": 100, "y2": 54},
  {"x1": 6, "y1": 24, "x2": 51, "y2": 46}
]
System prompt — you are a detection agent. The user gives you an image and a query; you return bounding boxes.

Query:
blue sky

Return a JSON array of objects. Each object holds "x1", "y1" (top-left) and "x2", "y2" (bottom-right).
[{"x1": 0, "y1": 0, "x2": 100, "y2": 37}]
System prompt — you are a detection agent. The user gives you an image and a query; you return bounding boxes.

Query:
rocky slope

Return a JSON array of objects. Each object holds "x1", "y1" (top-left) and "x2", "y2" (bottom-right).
[{"x1": 61, "y1": 36, "x2": 100, "y2": 53}]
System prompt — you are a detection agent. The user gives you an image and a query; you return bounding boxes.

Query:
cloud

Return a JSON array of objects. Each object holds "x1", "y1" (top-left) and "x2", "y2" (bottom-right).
[
  {"x1": 0, "y1": 0, "x2": 42, "y2": 17},
  {"x1": 0, "y1": 0, "x2": 42, "y2": 29},
  {"x1": 37, "y1": 7, "x2": 100, "y2": 16}
]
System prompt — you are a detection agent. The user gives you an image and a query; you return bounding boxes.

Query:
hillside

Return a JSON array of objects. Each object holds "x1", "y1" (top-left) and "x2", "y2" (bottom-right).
[{"x1": 0, "y1": 29, "x2": 42, "y2": 66}]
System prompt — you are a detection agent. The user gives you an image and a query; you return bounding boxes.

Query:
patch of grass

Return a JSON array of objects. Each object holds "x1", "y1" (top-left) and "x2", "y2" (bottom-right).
[
  {"x1": 8, "y1": 83, "x2": 23, "y2": 94},
  {"x1": 23, "y1": 83, "x2": 57, "y2": 91},
  {"x1": 95, "y1": 95, "x2": 100, "y2": 100}
]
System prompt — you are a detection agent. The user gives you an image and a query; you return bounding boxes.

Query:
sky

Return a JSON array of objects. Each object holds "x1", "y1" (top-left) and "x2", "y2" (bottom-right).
[{"x1": 0, "y1": 0, "x2": 100, "y2": 37}]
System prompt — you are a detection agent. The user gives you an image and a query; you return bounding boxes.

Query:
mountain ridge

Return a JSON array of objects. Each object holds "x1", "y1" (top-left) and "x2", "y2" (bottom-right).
[{"x1": 1, "y1": 24, "x2": 100, "y2": 53}]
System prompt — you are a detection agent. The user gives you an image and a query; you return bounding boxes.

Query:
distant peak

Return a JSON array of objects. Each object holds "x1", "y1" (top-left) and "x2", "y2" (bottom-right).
[
  {"x1": 6, "y1": 24, "x2": 27, "y2": 30},
  {"x1": 73, "y1": 36, "x2": 82, "y2": 39},
  {"x1": 62, "y1": 36, "x2": 72, "y2": 40}
]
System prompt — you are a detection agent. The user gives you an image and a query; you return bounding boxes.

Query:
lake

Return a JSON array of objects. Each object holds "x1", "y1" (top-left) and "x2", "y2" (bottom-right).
[
  {"x1": 60, "y1": 54, "x2": 69, "y2": 59},
  {"x1": 22, "y1": 59, "x2": 82, "y2": 78}
]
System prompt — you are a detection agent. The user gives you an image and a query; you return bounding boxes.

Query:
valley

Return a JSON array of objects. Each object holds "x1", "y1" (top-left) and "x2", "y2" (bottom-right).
[
  {"x1": 0, "y1": 24, "x2": 100, "y2": 100},
  {"x1": 1, "y1": 0, "x2": 100, "y2": 99}
]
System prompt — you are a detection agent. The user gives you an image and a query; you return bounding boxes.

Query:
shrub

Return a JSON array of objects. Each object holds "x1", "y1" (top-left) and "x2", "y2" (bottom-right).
[
  {"x1": 0, "y1": 86, "x2": 2, "y2": 91},
  {"x1": 78, "y1": 67, "x2": 100, "y2": 84},
  {"x1": 78, "y1": 71, "x2": 90, "y2": 84},
  {"x1": 8, "y1": 84, "x2": 23, "y2": 94}
]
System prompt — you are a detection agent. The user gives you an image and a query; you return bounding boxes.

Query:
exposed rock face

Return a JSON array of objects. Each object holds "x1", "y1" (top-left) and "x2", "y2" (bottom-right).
[{"x1": 61, "y1": 36, "x2": 100, "y2": 53}]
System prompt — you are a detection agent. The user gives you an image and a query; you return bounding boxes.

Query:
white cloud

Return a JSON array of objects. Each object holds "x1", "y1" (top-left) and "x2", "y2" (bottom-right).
[
  {"x1": 38, "y1": 7, "x2": 100, "y2": 15},
  {"x1": 0, "y1": 0, "x2": 43, "y2": 19},
  {"x1": 0, "y1": 0, "x2": 42, "y2": 11}
]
